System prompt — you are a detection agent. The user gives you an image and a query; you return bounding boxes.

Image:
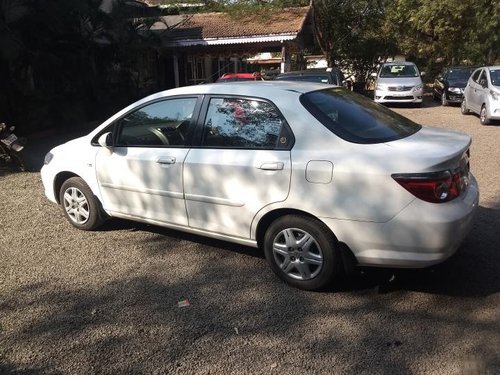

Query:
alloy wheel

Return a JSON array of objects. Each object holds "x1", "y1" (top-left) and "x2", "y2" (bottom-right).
[
  {"x1": 461, "y1": 99, "x2": 468, "y2": 114},
  {"x1": 480, "y1": 106, "x2": 489, "y2": 125},
  {"x1": 63, "y1": 187, "x2": 90, "y2": 225}
]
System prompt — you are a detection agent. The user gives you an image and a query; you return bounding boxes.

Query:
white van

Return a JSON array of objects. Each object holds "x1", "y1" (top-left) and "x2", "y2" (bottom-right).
[{"x1": 373, "y1": 62, "x2": 424, "y2": 106}]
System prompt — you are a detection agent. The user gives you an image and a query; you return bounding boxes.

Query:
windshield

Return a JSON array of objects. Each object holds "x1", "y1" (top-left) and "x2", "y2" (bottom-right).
[
  {"x1": 490, "y1": 69, "x2": 500, "y2": 86},
  {"x1": 300, "y1": 88, "x2": 421, "y2": 144},
  {"x1": 448, "y1": 69, "x2": 473, "y2": 81},
  {"x1": 379, "y1": 64, "x2": 419, "y2": 78}
]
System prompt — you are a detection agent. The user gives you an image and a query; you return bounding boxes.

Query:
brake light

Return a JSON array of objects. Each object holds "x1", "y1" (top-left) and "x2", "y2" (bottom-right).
[{"x1": 392, "y1": 169, "x2": 469, "y2": 203}]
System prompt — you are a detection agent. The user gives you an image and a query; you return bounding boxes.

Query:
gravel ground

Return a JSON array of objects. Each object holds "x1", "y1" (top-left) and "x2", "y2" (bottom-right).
[{"x1": 1, "y1": 97, "x2": 499, "y2": 374}]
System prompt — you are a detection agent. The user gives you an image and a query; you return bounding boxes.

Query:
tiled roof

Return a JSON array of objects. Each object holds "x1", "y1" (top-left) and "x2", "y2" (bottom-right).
[{"x1": 151, "y1": 6, "x2": 311, "y2": 44}]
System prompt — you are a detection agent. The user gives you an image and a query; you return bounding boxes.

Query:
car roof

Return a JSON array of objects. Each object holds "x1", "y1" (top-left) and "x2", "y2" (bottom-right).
[
  {"x1": 382, "y1": 61, "x2": 416, "y2": 66},
  {"x1": 90, "y1": 81, "x2": 338, "y2": 136},
  {"x1": 446, "y1": 66, "x2": 478, "y2": 71},
  {"x1": 277, "y1": 70, "x2": 330, "y2": 76},
  {"x1": 150, "y1": 81, "x2": 334, "y2": 97}
]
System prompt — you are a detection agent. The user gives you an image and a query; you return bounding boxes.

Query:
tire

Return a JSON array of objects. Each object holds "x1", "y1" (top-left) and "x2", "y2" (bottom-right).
[
  {"x1": 263, "y1": 215, "x2": 340, "y2": 290},
  {"x1": 461, "y1": 98, "x2": 470, "y2": 115},
  {"x1": 441, "y1": 93, "x2": 448, "y2": 106},
  {"x1": 480, "y1": 105, "x2": 491, "y2": 125},
  {"x1": 59, "y1": 177, "x2": 107, "y2": 230}
]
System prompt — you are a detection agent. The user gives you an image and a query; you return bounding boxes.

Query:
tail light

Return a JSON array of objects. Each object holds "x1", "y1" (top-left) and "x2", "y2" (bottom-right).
[{"x1": 392, "y1": 152, "x2": 470, "y2": 203}]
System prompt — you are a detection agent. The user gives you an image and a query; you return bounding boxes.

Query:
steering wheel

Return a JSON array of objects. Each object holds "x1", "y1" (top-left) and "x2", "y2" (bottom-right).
[{"x1": 148, "y1": 127, "x2": 170, "y2": 145}]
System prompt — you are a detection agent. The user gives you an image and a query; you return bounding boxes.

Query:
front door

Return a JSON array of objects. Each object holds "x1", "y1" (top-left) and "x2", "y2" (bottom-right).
[
  {"x1": 183, "y1": 96, "x2": 294, "y2": 238},
  {"x1": 95, "y1": 96, "x2": 200, "y2": 225},
  {"x1": 468, "y1": 69, "x2": 483, "y2": 112}
]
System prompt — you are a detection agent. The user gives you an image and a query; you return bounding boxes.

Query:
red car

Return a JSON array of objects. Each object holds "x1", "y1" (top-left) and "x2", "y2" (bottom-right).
[{"x1": 216, "y1": 72, "x2": 262, "y2": 82}]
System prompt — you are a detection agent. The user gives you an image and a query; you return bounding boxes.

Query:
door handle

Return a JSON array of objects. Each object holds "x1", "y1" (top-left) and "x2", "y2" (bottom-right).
[
  {"x1": 156, "y1": 157, "x2": 176, "y2": 165},
  {"x1": 258, "y1": 162, "x2": 284, "y2": 171}
]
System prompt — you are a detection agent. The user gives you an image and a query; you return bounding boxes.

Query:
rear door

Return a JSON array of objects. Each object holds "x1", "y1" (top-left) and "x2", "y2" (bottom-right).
[{"x1": 183, "y1": 96, "x2": 294, "y2": 238}]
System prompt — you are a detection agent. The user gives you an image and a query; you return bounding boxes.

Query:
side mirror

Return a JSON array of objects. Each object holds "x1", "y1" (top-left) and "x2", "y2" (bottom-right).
[
  {"x1": 420, "y1": 71, "x2": 426, "y2": 76},
  {"x1": 370, "y1": 72, "x2": 377, "y2": 78},
  {"x1": 98, "y1": 132, "x2": 113, "y2": 150}
]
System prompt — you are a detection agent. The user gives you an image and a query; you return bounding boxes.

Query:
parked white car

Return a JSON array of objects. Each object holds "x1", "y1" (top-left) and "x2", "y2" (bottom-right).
[
  {"x1": 373, "y1": 62, "x2": 424, "y2": 106},
  {"x1": 462, "y1": 66, "x2": 500, "y2": 125},
  {"x1": 41, "y1": 82, "x2": 479, "y2": 290}
]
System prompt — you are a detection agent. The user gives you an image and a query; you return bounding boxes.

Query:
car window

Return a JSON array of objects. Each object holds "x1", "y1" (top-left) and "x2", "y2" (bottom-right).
[
  {"x1": 471, "y1": 69, "x2": 482, "y2": 83},
  {"x1": 201, "y1": 97, "x2": 288, "y2": 149},
  {"x1": 490, "y1": 69, "x2": 500, "y2": 86},
  {"x1": 300, "y1": 88, "x2": 421, "y2": 144},
  {"x1": 116, "y1": 98, "x2": 197, "y2": 147},
  {"x1": 478, "y1": 71, "x2": 488, "y2": 87},
  {"x1": 379, "y1": 64, "x2": 419, "y2": 78}
]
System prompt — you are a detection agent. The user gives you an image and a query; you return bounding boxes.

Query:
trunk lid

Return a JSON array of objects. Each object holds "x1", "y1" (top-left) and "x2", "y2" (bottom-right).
[{"x1": 384, "y1": 126, "x2": 471, "y2": 172}]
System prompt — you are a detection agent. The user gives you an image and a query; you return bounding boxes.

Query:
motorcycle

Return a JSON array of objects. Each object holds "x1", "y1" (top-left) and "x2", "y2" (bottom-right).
[{"x1": 0, "y1": 122, "x2": 26, "y2": 171}]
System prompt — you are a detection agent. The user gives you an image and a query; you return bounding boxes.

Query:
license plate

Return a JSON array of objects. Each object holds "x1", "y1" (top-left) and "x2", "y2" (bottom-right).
[
  {"x1": 1, "y1": 133, "x2": 17, "y2": 146},
  {"x1": 392, "y1": 92, "x2": 409, "y2": 97}
]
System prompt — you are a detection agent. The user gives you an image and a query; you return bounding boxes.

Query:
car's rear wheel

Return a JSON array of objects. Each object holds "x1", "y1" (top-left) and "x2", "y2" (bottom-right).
[
  {"x1": 263, "y1": 215, "x2": 340, "y2": 290},
  {"x1": 441, "y1": 93, "x2": 448, "y2": 106},
  {"x1": 461, "y1": 98, "x2": 470, "y2": 115},
  {"x1": 480, "y1": 105, "x2": 491, "y2": 125},
  {"x1": 59, "y1": 177, "x2": 106, "y2": 230}
]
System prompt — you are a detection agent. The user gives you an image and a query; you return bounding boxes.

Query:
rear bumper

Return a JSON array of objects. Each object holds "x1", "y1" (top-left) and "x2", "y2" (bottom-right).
[{"x1": 322, "y1": 174, "x2": 479, "y2": 268}]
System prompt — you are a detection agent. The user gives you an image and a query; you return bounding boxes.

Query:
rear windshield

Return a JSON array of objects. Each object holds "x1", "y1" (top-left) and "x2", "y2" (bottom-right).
[
  {"x1": 300, "y1": 88, "x2": 421, "y2": 144},
  {"x1": 277, "y1": 75, "x2": 330, "y2": 84},
  {"x1": 447, "y1": 69, "x2": 473, "y2": 80}
]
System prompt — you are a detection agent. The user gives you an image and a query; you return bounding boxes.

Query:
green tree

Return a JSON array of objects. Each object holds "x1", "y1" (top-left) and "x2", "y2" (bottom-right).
[
  {"x1": 383, "y1": 0, "x2": 499, "y2": 65},
  {"x1": 311, "y1": 0, "x2": 395, "y2": 81},
  {"x1": 0, "y1": 0, "x2": 163, "y2": 132}
]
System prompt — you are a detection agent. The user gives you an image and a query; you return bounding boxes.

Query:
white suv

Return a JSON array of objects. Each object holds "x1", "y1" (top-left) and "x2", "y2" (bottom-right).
[{"x1": 374, "y1": 62, "x2": 424, "y2": 106}]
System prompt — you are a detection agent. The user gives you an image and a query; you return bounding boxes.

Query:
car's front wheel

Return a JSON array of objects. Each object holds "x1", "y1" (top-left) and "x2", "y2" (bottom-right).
[
  {"x1": 480, "y1": 105, "x2": 491, "y2": 125},
  {"x1": 263, "y1": 215, "x2": 340, "y2": 290},
  {"x1": 59, "y1": 177, "x2": 107, "y2": 230},
  {"x1": 461, "y1": 98, "x2": 470, "y2": 115}
]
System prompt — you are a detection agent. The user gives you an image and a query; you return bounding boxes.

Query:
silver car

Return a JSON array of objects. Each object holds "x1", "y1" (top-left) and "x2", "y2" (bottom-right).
[
  {"x1": 41, "y1": 82, "x2": 478, "y2": 290},
  {"x1": 374, "y1": 62, "x2": 424, "y2": 106},
  {"x1": 462, "y1": 66, "x2": 500, "y2": 125}
]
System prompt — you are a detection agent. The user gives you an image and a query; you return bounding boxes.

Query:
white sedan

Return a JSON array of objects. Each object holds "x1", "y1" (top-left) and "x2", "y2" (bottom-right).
[{"x1": 41, "y1": 82, "x2": 479, "y2": 290}]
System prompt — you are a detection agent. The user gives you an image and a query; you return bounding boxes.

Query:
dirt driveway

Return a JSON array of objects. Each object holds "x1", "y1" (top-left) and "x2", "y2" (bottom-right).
[{"x1": 1, "y1": 98, "x2": 499, "y2": 374}]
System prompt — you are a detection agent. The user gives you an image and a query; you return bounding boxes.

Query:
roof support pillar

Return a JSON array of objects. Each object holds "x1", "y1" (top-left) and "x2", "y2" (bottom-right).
[
  {"x1": 280, "y1": 45, "x2": 290, "y2": 73},
  {"x1": 173, "y1": 54, "x2": 180, "y2": 88}
]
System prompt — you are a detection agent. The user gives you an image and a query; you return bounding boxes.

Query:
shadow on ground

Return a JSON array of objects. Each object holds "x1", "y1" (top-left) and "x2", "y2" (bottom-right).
[{"x1": 96, "y1": 204, "x2": 500, "y2": 299}]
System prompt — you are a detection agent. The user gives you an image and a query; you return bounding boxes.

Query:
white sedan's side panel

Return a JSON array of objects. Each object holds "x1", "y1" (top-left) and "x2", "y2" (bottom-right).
[
  {"x1": 321, "y1": 174, "x2": 479, "y2": 267},
  {"x1": 183, "y1": 149, "x2": 291, "y2": 238},
  {"x1": 40, "y1": 138, "x2": 101, "y2": 203},
  {"x1": 95, "y1": 146, "x2": 190, "y2": 225}
]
